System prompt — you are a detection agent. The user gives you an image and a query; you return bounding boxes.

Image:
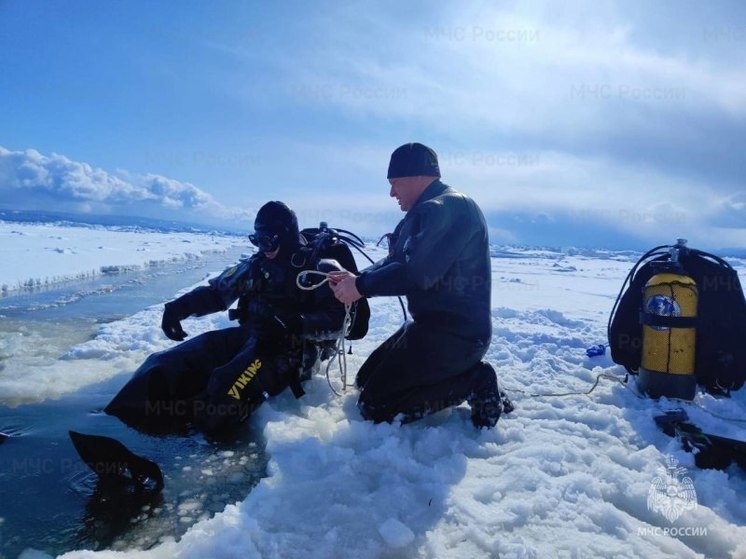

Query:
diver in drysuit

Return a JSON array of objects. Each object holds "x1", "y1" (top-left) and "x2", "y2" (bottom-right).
[{"x1": 105, "y1": 201, "x2": 347, "y2": 435}]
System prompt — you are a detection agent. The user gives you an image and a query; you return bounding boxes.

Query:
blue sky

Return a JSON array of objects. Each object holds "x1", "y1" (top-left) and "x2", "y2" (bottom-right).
[{"x1": 1, "y1": 0, "x2": 744, "y2": 249}]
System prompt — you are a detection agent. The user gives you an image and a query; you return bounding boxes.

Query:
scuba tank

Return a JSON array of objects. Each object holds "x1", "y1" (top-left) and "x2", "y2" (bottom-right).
[{"x1": 637, "y1": 239, "x2": 698, "y2": 400}]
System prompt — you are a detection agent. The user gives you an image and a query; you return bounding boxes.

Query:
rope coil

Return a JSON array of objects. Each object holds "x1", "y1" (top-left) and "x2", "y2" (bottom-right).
[
  {"x1": 296, "y1": 270, "x2": 354, "y2": 396},
  {"x1": 295, "y1": 270, "x2": 333, "y2": 291}
]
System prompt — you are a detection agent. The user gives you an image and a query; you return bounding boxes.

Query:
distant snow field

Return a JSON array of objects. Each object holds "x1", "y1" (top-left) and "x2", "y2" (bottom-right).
[
  {"x1": 2, "y1": 221, "x2": 746, "y2": 559},
  {"x1": 0, "y1": 221, "x2": 244, "y2": 294}
]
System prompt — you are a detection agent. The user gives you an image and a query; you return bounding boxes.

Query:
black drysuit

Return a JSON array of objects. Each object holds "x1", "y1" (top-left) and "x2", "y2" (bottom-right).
[
  {"x1": 355, "y1": 180, "x2": 492, "y2": 423},
  {"x1": 105, "y1": 251, "x2": 346, "y2": 434}
]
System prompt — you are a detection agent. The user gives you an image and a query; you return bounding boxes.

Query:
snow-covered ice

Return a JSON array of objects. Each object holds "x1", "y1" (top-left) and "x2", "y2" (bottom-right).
[
  {"x1": 0, "y1": 221, "x2": 243, "y2": 295},
  {"x1": 2, "y1": 221, "x2": 746, "y2": 559}
]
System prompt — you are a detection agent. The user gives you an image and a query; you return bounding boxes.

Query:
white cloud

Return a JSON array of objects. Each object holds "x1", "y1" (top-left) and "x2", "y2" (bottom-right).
[
  {"x1": 711, "y1": 193, "x2": 746, "y2": 229},
  {"x1": 0, "y1": 146, "x2": 251, "y2": 226},
  {"x1": 262, "y1": 1, "x2": 746, "y2": 135}
]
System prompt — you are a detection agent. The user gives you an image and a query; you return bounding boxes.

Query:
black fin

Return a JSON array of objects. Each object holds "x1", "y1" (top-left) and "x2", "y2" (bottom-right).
[
  {"x1": 653, "y1": 410, "x2": 746, "y2": 471},
  {"x1": 69, "y1": 431, "x2": 164, "y2": 491},
  {"x1": 653, "y1": 408, "x2": 690, "y2": 437}
]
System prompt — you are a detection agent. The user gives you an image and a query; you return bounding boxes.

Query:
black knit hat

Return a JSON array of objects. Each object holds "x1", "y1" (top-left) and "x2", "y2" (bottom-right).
[
  {"x1": 387, "y1": 142, "x2": 441, "y2": 179},
  {"x1": 252, "y1": 201, "x2": 299, "y2": 252}
]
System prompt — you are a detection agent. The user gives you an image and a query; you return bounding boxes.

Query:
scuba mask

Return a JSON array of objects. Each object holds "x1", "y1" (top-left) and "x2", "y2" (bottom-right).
[{"x1": 249, "y1": 231, "x2": 280, "y2": 253}]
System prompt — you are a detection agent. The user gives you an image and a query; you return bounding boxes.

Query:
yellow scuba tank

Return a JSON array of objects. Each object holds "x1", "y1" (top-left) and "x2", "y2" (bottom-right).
[{"x1": 637, "y1": 239, "x2": 698, "y2": 400}]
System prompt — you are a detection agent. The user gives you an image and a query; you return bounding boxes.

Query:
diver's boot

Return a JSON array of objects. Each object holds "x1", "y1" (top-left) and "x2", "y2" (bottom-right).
[
  {"x1": 500, "y1": 390, "x2": 515, "y2": 415},
  {"x1": 467, "y1": 362, "x2": 503, "y2": 429}
]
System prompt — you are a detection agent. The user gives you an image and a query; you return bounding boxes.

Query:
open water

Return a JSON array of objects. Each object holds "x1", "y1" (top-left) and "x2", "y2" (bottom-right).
[{"x1": 0, "y1": 248, "x2": 269, "y2": 558}]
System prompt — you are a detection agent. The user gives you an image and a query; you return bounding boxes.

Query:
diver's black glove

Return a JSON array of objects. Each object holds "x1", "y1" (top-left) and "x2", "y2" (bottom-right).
[
  {"x1": 161, "y1": 287, "x2": 226, "y2": 341},
  {"x1": 161, "y1": 300, "x2": 189, "y2": 341}
]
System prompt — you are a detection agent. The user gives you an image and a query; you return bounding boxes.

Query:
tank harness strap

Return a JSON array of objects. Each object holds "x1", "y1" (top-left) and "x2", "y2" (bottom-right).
[
  {"x1": 639, "y1": 313, "x2": 698, "y2": 329},
  {"x1": 289, "y1": 358, "x2": 306, "y2": 399}
]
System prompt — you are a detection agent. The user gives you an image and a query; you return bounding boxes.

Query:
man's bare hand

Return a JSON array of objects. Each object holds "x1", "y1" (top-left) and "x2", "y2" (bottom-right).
[
  {"x1": 329, "y1": 271, "x2": 363, "y2": 305},
  {"x1": 327, "y1": 270, "x2": 353, "y2": 286}
]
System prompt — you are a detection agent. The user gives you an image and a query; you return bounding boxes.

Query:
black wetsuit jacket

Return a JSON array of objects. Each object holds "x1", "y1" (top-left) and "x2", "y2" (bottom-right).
[
  {"x1": 356, "y1": 180, "x2": 492, "y2": 343},
  {"x1": 176, "y1": 250, "x2": 345, "y2": 341}
]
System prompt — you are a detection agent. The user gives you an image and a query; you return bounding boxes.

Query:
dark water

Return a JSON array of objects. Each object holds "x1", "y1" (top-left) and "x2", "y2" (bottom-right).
[
  {"x1": 0, "y1": 248, "x2": 270, "y2": 558},
  {"x1": 0, "y1": 247, "x2": 247, "y2": 322}
]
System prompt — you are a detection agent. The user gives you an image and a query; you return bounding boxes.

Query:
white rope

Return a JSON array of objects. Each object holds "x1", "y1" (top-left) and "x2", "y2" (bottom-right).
[
  {"x1": 296, "y1": 270, "x2": 354, "y2": 395},
  {"x1": 501, "y1": 373, "x2": 644, "y2": 400},
  {"x1": 295, "y1": 270, "x2": 332, "y2": 291},
  {"x1": 505, "y1": 374, "x2": 746, "y2": 427}
]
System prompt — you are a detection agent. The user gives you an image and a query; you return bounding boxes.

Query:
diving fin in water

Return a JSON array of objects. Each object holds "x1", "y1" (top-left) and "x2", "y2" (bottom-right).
[{"x1": 69, "y1": 431, "x2": 164, "y2": 491}]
